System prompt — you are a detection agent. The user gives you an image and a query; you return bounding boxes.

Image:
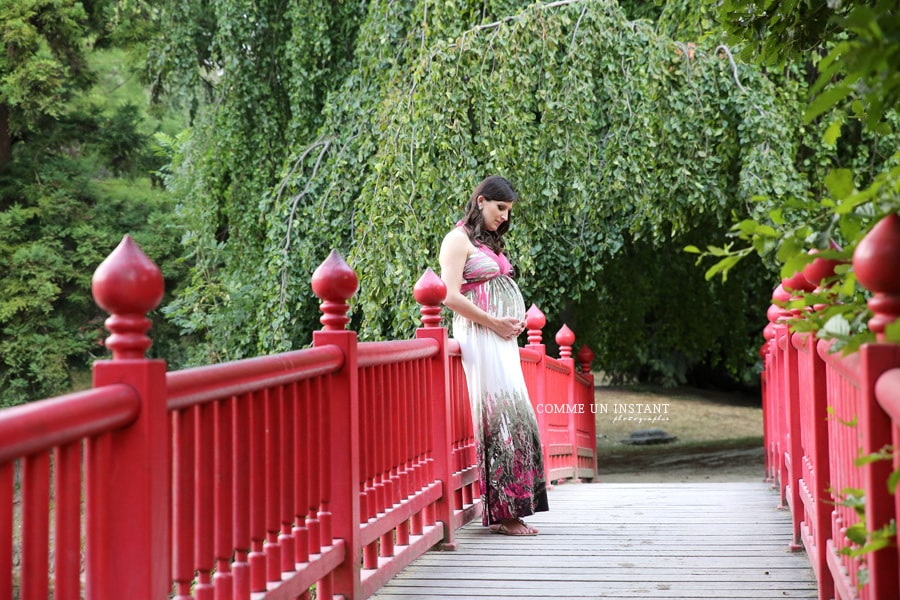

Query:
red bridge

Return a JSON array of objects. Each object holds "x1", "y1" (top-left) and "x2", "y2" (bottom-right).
[{"x1": 2, "y1": 214, "x2": 900, "y2": 600}]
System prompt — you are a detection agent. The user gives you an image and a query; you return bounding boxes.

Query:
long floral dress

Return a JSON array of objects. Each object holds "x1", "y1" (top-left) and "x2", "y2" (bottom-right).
[{"x1": 452, "y1": 235, "x2": 549, "y2": 526}]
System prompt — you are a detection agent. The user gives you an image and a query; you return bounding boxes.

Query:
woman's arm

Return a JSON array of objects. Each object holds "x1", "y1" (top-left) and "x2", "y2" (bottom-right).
[{"x1": 439, "y1": 228, "x2": 523, "y2": 340}]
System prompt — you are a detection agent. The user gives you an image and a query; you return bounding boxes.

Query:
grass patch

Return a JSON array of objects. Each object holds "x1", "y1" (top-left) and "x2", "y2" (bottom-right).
[{"x1": 592, "y1": 385, "x2": 765, "y2": 477}]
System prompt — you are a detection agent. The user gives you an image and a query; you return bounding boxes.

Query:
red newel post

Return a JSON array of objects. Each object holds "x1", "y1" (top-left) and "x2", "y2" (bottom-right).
[
  {"x1": 576, "y1": 344, "x2": 598, "y2": 480},
  {"x1": 413, "y1": 268, "x2": 458, "y2": 548},
  {"x1": 556, "y1": 324, "x2": 574, "y2": 360},
  {"x1": 781, "y1": 271, "x2": 815, "y2": 550},
  {"x1": 311, "y1": 250, "x2": 362, "y2": 600},
  {"x1": 763, "y1": 293, "x2": 785, "y2": 486},
  {"x1": 798, "y1": 253, "x2": 838, "y2": 600},
  {"x1": 576, "y1": 345, "x2": 594, "y2": 376},
  {"x1": 555, "y1": 325, "x2": 578, "y2": 481},
  {"x1": 771, "y1": 283, "x2": 792, "y2": 509},
  {"x1": 526, "y1": 304, "x2": 546, "y2": 349},
  {"x1": 852, "y1": 214, "x2": 900, "y2": 600},
  {"x1": 525, "y1": 305, "x2": 550, "y2": 484},
  {"x1": 88, "y1": 235, "x2": 169, "y2": 600},
  {"x1": 856, "y1": 214, "x2": 900, "y2": 341}
]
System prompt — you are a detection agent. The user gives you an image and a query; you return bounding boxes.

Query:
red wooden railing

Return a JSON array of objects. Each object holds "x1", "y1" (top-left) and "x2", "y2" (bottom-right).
[
  {"x1": 763, "y1": 213, "x2": 900, "y2": 600},
  {"x1": 0, "y1": 238, "x2": 596, "y2": 600}
]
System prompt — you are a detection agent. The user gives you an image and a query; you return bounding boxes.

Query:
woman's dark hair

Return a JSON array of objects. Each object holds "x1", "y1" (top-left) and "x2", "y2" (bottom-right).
[{"x1": 461, "y1": 175, "x2": 518, "y2": 253}]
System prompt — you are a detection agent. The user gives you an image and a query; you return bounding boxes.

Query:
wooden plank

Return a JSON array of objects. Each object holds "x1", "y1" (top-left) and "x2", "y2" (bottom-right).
[{"x1": 370, "y1": 482, "x2": 818, "y2": 599}]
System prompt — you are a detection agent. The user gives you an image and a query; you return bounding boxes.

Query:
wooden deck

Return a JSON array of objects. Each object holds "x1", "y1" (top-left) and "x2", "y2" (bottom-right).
[{"x1": 371, "y1": 481, "x2": 818, "y2": 599}]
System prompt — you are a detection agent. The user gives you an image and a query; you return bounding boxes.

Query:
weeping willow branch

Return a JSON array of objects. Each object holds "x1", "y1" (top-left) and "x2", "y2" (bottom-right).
[
  {"x1": 281, "y1": 137, "x2": 332, "y2": 256},
  {"x1": 715, "y1": 44, "x2": 765, "y2": 116}
]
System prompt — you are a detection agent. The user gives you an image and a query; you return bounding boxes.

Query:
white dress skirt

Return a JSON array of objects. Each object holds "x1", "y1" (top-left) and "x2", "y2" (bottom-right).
[{"x1": 452, "y1": 244, "x2": 549, "y2": 525}]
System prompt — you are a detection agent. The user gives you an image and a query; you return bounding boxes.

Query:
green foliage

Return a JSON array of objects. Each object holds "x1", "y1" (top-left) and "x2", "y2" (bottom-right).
[
  {"x1": 0, "y1": 12, "x2": 187, "y2": 405},
  {"x1": 0, "y1": 0, "x2": 93, "y2": 133},
  {"x1": 153, "y1": 0, "x2": 809, "y2": 386},
  {"x1": 694, "y1": 0, "x2": 900, "y2": 357},
  {"x1": 720, "y1": 0, "x2": 899, "y2": 129}
]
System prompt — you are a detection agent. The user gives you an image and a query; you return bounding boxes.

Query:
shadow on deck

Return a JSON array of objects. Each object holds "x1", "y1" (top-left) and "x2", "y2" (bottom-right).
[{"x1": 372, "y1": 481, "x2": 817, "y2": 600}]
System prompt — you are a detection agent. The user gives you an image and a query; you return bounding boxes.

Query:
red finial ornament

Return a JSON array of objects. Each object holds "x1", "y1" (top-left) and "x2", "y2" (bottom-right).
[
  {"x1": 854, "y1": 213, "x2": 900, "y2": 339},
  {"x1": 525, "y1": 304, "x2": 546, "y2": 346},
  {"x1": 781, "y1": 271, "x2": 816, "y2": 295},
  {"x1": 803, "y1": 242, "x2": 842, "y2": 290},
  {"x1": 772, "y1": 284, "x2": 792, "y2": 323},
  {"x1": 91, "y1": 235, "x2": 164, "y2": 360},
  {"x1": 311, "y1": 250, "x2": 358, "y2": 331},
  {"x1": 413, "y1": 268, "x2": 447, "y2": 328},
  {"x1": 781, "y1": 270, "x2": 817, "y2": 319},
  {"x1": 556, "y1": 324, "x2": 575, "y2": 359},
  {"x1": 577, "y1": 345, "x2": 594, "y2": 375}
]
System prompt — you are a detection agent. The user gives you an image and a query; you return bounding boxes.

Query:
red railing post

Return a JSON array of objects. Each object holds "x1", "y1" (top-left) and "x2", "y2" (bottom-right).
[
  {"x1": 577, "y1": 344, "x2": 598, "y2": 480},
  {"x1": 87, "y1": 235, "x2": 169, "y2": 600},
  {"x1": 772, "y1": 283, "x2": 792, "y2": 507},
  {"x1": 762, "y1": 302, "x2": 779, "y2": 484},
  {"x1": 798, "y1": 251, "x2": 839, "y2": 600},
  {"x1": 413, "y1": 268, "x2": 458, "y2": 548},
  {"x1": 525, "y1": 304, "x2": 551, "y2": 485},
  {"x1": 311, "y1": 250, "x2": 362, "y2": 600},
  {"x1": 781, "y1": 270, "x2": 817, "y2": 551},
  {"x1": 853, "y1": 214, "x2": 900, "y2": 600},
  {"x1": 556, "y1": 325, "x2": 578, "y2": 481}
]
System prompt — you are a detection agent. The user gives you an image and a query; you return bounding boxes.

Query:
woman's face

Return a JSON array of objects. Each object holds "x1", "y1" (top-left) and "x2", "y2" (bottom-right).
[{"x1": 479, "y1": 197, "x2": 514, "y2": 232}]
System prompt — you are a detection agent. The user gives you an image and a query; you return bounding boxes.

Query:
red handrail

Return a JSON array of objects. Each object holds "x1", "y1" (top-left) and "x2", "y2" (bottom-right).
[
  {"x1": 0, "y1": 239, "x2": 597, "y2": 600},
  {"x1": 761, "y1": 213, "x2": 900, "y2": 600}
]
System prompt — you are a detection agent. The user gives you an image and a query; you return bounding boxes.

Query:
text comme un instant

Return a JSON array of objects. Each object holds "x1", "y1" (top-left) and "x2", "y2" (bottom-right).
[{"x1": 536, "y1": 403, "x2": 670, "y2": 415}]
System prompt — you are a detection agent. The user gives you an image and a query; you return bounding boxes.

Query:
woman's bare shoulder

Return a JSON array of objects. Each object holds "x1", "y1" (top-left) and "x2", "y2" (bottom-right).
[
  {"x1": 441, "y1": 227, "x2": 471, "y2": 247},
  {"x1": 440, "y1": 227, "x2": 475, "y2": 264}
]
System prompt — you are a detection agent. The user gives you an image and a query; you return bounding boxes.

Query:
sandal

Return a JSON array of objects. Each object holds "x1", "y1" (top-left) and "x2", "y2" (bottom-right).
[{"x1": 492, "y1": 518, "x2": 539, "y2": 536}]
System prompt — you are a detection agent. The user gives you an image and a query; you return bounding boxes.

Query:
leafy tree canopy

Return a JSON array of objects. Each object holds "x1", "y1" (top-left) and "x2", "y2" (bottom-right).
[
  {"x1": 151, "y1": 0, "x2": 813, "y2": 388},
  {"x1": 0, "y1": 1, "x2": 186, "y2": 405},
  {"x1": 694, "y1": 0, "x2": 900, "y2": 354}
]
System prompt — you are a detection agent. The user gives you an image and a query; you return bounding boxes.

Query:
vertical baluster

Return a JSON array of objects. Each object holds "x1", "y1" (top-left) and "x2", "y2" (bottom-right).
[
  {"x1": 319, "y1": 379, "x2": 333, "y2": 550},
  {"x1": 375, "y1": 364, "x2": 388, "y2": 515},
  {"x1": 195, "y1": 403, "x2": 215, "y2": 599},
  {"x1": 396, "y1": 364, "x2": 409, "y2": 506},
  {"x1": 407, "y1": 364, "x2": 422, "y2": 539},
  {"x1": 249, "y1": 389, "x2": 267, "y2": 593},
  {"x1": 380, "y1": 365, "x2": 397, "y2": 557},
  {"x1": 422, "y1": 358, "x2": 436, "y2": 485},
  {"x1": 307, "y1": 379, "x2": 321, "y2": 557},
  {"x1": 290, "y1": 381, "x2": 310, "y2": 600},
  {"x1": 232, "y1": 393, "x2": 252, "y2": 599},
  {"x1": 21, "y1": 453, "x2": 50, "y2": 600},
  {"x1": 0, "y1": 461, "x2": 12, "y2": 600},
  {"x1": 366, "y1": 369, "x2": 378, "y2": 517},
  {"x1": 398, "y1": 362, "x2": 411, "y2": 501},
  {"x1": 398, "y1": 360, "x2": 408, "y2": 512},
  {"x1": 409, "y1": 359, "x2": 424, "y2": 532},
  {"x1": 358, "y1": 371, "x2": 370, "y2": 524},
  {"x1": 361, "y1": 370, "x2": 379, "y2": 570},
  {"x1": 413, "y1": 361, "x2": 425, "y2": 491},
  {"x1": 314, "y1": 376, "x2": 332, "y2": 600},
  {"x1": 293, "y1": 380, "x2": 310, "y2": 566},
  {"x1": 265, "y1": 387, "x2": 282, "y2": 583},
  {"x1": 419, "y1": 360, "x2": 436, "y2": 527},
  {"x1": 279, "y1": 385, "x2": 296, "y2": 574},
  {"x1": 213, "y1": 397, "x2": 234, "y2": 599},
  {"x1": 85, "y1": 433, "x2": 111, "y2": 600},
  {"x1": 171, "y1": 409, "x2": 195, "y2": 600},
  {"x1": 54, "y1": 443, "x2": 81, "y2": 600}
]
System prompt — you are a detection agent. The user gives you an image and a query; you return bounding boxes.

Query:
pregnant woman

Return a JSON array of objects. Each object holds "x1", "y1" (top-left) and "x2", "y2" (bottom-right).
[{"x1": 438, "y1": 175, "x2": 549, "y2": 537}]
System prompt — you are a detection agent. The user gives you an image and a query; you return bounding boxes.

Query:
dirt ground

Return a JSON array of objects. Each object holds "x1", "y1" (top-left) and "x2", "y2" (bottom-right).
[{"x1": 591, "y1": 385, "x2": 766, "y2": 484}]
